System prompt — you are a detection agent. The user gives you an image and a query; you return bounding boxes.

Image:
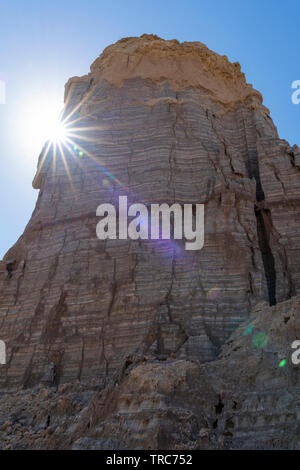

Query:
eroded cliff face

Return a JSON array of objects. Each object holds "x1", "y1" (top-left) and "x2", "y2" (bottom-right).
[{"x1": 0, "y1": 34, "x2": 299, "y2": 448}]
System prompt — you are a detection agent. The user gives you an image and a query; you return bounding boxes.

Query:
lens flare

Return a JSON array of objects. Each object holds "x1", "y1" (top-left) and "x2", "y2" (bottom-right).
[
  {"x1": 252, "y1": 332, "x2": 268, "y2": 348},
  {"x1": 206, "y1": 287, "x2": 221, "y2": 300},
  {"x1": 243, "y1": 324, "x2": 254, "y2": 336},
  {"x1": 278, "y1": 359, "x2": 287, "y2": 368}
]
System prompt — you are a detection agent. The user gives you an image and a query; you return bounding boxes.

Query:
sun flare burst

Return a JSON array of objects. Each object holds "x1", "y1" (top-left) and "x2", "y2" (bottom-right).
[
  {"x1": 48, "y1": 119, "x2": 68, "y2": 144},
  {"x1": 31, "y1": 86, "x2": 124, "y2": 198}
]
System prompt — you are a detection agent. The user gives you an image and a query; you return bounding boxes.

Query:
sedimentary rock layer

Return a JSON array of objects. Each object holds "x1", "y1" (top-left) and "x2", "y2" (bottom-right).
[{"x1": 0, "y1": 35, "x2": 299, "y2": 395}]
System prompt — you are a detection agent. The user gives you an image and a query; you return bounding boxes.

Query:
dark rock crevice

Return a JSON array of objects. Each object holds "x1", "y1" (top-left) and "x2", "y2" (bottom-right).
[
  {"x1": 237, "y1": 104, "x2": 279, "y2": 306},
  {"x1": 244, "y1": 142, "x2": 276, "y2": 306},
  {"x1": 255, "y1": 208, "x2": 276, "y2": 306}
]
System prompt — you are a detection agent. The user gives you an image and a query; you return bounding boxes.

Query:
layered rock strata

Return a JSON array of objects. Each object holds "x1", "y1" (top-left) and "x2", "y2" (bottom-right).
[
  {"x1": 0, "y1": 295, "x2": 300, "y2": 450},
  {"x1": 0, "y1": 34, "x2": 299, "y2": 397}
]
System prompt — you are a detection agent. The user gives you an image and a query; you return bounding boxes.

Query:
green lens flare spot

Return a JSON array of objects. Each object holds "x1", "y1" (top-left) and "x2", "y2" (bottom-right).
[
  {"x1": 243, "y1": 324, "x2": 254, "y2": 336},
  {"x1": 252, "y1": 332, "x2": 268, "y2": 348},
  {"x1": 79, "y1": 151, "x2": 83, "y2": 156},
  {"x1": 73, "y1": 146, "x2": 77, "y2": 151},
  {"x1": 279, "y1": 359, "x2": 287, "y2": 368}
]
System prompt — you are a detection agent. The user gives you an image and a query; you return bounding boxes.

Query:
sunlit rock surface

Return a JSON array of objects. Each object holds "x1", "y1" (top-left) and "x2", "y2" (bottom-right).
[{"x1": 0, "y1": 35, "x2": 299, "y2": 449}]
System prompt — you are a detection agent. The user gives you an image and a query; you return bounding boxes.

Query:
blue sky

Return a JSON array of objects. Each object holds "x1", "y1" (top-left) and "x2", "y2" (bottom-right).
[{"x1": 0, "y1": 0, "x2": 299, "y2": 258}]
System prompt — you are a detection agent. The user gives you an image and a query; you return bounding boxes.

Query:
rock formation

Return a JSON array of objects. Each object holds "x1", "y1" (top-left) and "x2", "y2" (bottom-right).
[
  {"x1": 1, "y1": 295, "x2": 300, "y2": 450},
  {"x1": 0, "y1": 34, "x2": 299, "y2": 449}
]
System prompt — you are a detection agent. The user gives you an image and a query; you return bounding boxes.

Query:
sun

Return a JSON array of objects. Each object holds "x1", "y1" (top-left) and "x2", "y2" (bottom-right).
[
  {"x1": 18, "y1": 86, "x2": 113, "y2": 193},
  {"x1": 24, "y1": 87, "x2": 124, "y2": 195},
  {"x1": 48, "y1": 119, "x2": 68, "y2": 144},
  {"x1": 17, "y1": 93, "x2": 68, "y2": 160}
]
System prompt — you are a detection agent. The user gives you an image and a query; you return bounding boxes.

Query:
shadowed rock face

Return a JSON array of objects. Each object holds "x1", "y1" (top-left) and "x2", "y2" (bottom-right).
[
  {"x1": 0, "y1": 295, "x2": 300, "y2": 450},
  {"x1": 0, "y1": 35, "x2": 299, "y2": 402}
]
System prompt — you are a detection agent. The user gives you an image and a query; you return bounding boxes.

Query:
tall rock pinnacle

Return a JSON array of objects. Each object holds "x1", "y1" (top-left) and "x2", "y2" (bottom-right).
[{"x1": 0, "y1": 35, "x2": 299, "y2": 450}]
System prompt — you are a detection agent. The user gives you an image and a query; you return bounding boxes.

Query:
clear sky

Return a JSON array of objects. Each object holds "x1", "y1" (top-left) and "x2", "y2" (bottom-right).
[{"x1": 0, "y1": 0, "x2": 299, "y2": 258}]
